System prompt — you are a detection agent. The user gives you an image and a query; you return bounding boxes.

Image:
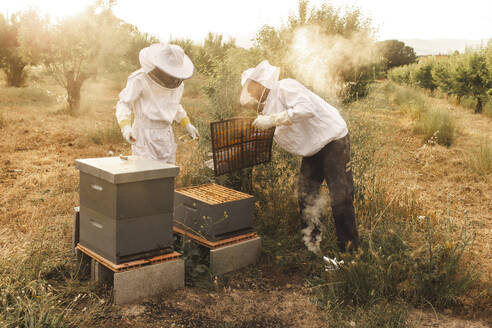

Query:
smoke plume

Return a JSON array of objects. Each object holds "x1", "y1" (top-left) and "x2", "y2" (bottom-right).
[
  {"x1": 300, "y1": 193, "x2": 328, "y2": 255},
  {"x1": 285, "y1": 25, "x2": 380, "y2": 99}
]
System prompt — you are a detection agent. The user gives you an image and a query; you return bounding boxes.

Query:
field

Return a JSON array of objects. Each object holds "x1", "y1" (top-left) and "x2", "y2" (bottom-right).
[{"x1": 1, "y1": 71, "x2": 491, "y2": 327}]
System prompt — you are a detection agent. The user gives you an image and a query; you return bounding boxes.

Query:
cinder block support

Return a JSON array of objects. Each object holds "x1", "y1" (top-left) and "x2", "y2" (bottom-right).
[
  {"x1": 113, "y1": 258, "x2": 184, "y2": 305},
  {"x1": 91, "y1": 260, "x2": 113, "y2": 285},
  {"x1": 210, "y1": 237, "x2": 261, "y2": 275}
]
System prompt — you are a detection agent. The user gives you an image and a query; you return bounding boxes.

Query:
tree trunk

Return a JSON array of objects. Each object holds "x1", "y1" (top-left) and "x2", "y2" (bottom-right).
[
  {"x1": 475, "y1": 98, "x2": 483, "y2": 114},
  {"x1": 6, "y1": 60, "x2": 26, "y2": 87},
  {"x1": 66, "y1": 71, "x2": 87, "y2": 114}
]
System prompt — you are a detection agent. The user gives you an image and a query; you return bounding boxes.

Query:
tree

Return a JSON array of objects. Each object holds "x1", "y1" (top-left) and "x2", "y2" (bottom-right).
[
  {"x1": 456, "y1": 50, "x2": 492, "y2": 113},
  {"x1": 377, "y1": 40, "x2": 417, "y2": 70},
  {"x1": 194, "y1": 33, "x2": 236, "y2": 76},
  {"x1": 40, "y1": 9, "x2": 102, "y2": 112},
  {"x1": 431, "y1": 60, "x2": 455, "y2": 97},
  {"x1": 412, "y1": 60, "x2": 437, "y2": 93},
  {"x1": 0, "y1": 10, "x2": 46, "y2": 87}
]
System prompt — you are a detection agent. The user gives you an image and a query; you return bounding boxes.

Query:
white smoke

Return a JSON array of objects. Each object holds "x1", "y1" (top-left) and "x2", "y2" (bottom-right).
[
  {"x1": 300, "y1": 193, "x2": 328, "y2": 255},
  {"x1": 285, "y1": 25, "x2": 380, "y2": 99}
]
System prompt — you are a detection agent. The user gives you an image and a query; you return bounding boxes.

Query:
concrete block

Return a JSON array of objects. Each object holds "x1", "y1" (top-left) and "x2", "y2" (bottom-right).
[
  {"x1": 91, "y1": 260, "x2": 113, "y2": 285},
  {"x1": 210, "y1": 237, "x2": 261, "y2": 275},
  {"x1": 113, "y1": 258, "x2": 184, "y2": 305}
]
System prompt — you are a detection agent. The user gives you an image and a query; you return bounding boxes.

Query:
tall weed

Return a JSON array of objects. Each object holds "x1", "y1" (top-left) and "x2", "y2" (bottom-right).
[
  {"x1": 414, "y1": 107, "x2": 455, "y2": 146},
  {"x1": 467, "y1": 138, "x2": 492, "y2": 175}
]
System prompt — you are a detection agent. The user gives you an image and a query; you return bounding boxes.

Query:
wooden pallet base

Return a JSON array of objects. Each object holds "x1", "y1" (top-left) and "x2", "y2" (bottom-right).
[
  {"x1": 173, "y1": 226, "x2": 258, "y2": 249},
  {"x1": 76, "y1": 244, "x2": 181, "y2": 273}
]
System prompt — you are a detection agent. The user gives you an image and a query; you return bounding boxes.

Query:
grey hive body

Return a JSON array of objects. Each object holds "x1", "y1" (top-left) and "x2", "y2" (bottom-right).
[
  {"x1": 174, "y1": 184, "x2": 255, "y2": 241},
  {"x1": 76, "y1": 156, "x2": 179, "y2": 264}
]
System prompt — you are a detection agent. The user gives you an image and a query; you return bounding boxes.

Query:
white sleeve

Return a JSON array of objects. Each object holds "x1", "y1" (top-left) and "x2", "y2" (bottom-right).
[
  {"x1": 173, "y1": 104, "x2": 188, "y2": 123},
  {"x1": 173, "y1": 82, "x2": 188, "y2": 124},
  {"x1": 115, "y1": 76, "x2": 142, "y2": 125},
  {"x1": 278, "y1": 80, "x2": 315, "y2": 123}
]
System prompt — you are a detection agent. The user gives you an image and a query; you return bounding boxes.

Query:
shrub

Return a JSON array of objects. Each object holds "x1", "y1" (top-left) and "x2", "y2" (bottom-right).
[
  {"x1": 388, "y1": 65, "x2": 412, "y2": 85},
  {"x1": 414, "y1": 107, "x2": 455, "y2": 146}
]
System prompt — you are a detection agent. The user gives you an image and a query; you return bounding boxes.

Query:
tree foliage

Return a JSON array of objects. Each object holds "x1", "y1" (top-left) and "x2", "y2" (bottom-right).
[
  {"x1": 0, "y1": 10, "x2": 47, "y2": 87},
  {"x1": 388, "y1": 44, "x2": 492, "y2": 114},
  {"x1": 377, "y1": 40, "x2": 417, "y2": 70},
  {"x1": 18, "y1": 3, "x2": 158, "y2": 112}
]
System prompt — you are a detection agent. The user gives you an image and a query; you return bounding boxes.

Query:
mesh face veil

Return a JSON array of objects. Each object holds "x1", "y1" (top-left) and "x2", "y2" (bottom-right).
[
  {"x1": 148, "y1": 67, "x2": 183, "y2": 89},
  {"x1": 239, "y1": 79, "x2": 267, "y2": 113}
]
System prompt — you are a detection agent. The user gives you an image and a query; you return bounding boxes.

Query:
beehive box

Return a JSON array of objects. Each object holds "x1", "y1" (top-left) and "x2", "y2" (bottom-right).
[
  {"x1": 174, "y1": 184, "x2": 255, "y2": 241},
  {"x1": 75, "y1": 156, "x2": 179, "y2": 264}
]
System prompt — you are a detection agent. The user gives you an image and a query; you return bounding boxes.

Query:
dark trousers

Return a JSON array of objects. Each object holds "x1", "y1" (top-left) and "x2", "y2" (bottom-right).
[{"x1": 298, "y1": 134, "x2": 359, "y2": 252}]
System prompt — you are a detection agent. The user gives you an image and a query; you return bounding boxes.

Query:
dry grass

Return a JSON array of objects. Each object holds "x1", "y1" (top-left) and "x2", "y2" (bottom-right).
[
  {"x1": 1, "y1": 78, "x2": 491, "y2": 327},
  {"x1": 357, "y1": 82, "x2": 492, "y2": 286},
  {"x1": 467, "y1": 138, "x2": 492, "y2": 175}
]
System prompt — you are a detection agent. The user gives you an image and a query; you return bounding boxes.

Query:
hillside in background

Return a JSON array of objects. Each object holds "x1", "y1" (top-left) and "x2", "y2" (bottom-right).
[{"x1": 401, "y1": 38, "x2": 488, "y2": 55}]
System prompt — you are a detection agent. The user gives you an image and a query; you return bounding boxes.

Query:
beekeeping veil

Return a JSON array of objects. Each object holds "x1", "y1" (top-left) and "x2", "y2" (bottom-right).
[
  {"x1": 240, "y1": 60, "x2": 280, "y2": 107},
  {"x1": 139, "y1": 43, "x2": 194, "y2": 79}
]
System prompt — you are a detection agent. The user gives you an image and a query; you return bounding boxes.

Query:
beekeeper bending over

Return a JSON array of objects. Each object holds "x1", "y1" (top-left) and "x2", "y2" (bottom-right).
[
  {"x1": 116, "y1": 43, "x2": 199, "y2": 163},
  {"x1": 241, "y1": 60, "x2": 359, "y2": 254}
]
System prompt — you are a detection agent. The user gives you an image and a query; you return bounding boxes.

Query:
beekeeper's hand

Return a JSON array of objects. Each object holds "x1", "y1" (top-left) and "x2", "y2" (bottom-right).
[
  {"x1": 185, "y1": 123, "x2": 199, "y2": 140},
  {"x1": 121, "y1": 125, "x2": 136, "y2": 144},
  {"x1": 253, "y1": 111, "x2": 292, "y2": 131}
]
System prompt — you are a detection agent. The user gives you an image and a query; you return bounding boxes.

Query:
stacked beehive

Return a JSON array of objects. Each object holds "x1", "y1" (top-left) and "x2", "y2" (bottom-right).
[{"x1": 75, "y1": 156, "x2": 179, "y2": 264}]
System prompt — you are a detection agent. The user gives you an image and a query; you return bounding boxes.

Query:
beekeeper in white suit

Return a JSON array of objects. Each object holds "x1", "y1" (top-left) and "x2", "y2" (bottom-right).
[
  {"x1": 116, "y1": 43, "x2": 199, "y2": 163},
  {"x1": 240, "y1": 60, "x2": 359, "y2": 254}
]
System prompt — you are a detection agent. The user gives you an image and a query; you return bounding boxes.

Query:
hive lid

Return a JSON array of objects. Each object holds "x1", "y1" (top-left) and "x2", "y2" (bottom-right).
[{"x1": 75, "y1": 156, "x2": 179, "y2": 184}]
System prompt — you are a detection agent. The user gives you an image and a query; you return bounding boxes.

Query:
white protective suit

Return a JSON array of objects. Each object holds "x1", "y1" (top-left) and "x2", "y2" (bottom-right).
[
  {"x1": 263, "y1": 78, "x2": 348, "y2": 157},
  {"x1": 115, "y1": 44, "x2": 193, "y2": 163},
  {"x1": 243, "y1": 61, "x2": 348, "y2": 157}
]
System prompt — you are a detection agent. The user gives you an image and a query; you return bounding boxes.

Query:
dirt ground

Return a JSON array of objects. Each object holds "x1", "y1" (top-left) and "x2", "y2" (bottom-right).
[{"x1": 1, "y1": 79, "x2": 491, "y2": 327}]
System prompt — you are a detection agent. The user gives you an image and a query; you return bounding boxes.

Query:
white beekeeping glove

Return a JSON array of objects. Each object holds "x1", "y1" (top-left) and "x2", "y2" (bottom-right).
[
  {"x1": 121, "y1": 125, "x2": 136, "y2": 144},
  {"x1": 252, "y1": 111, "x2": 292, "y2": 131},
  {"x1": 185, "y1": 123, "x2": 199, "y2": 140}
]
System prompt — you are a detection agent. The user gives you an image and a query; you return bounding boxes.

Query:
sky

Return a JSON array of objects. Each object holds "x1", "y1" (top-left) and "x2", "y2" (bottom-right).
[{"x1": 2, "y1": 0, "x2": 492, "y2": 48}]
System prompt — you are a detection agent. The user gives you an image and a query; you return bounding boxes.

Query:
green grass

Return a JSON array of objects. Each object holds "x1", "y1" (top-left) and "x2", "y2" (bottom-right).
[
  {"x1": 0, "y1": 229, "x2": 111, "y2": 328},
  {"x1": 414, "y1": 107, "x2": 455, "y2": 146},
  {"x1": 467, "y1": 138, "x2": 492, "y2": 175}
]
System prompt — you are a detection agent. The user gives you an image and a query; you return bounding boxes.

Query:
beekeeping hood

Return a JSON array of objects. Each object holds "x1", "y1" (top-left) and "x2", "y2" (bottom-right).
[
  {"x1": 241, "y1": 60, "x2": 280, "y2": 90},
  {"x1": 139, "y1": 43, "x2": 194, "y2": 79}
]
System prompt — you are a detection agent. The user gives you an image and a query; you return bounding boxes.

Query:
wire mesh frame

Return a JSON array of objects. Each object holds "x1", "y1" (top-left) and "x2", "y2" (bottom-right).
[{"x1": 211, "y1": 118, "x2": 275, "y2": 176}]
